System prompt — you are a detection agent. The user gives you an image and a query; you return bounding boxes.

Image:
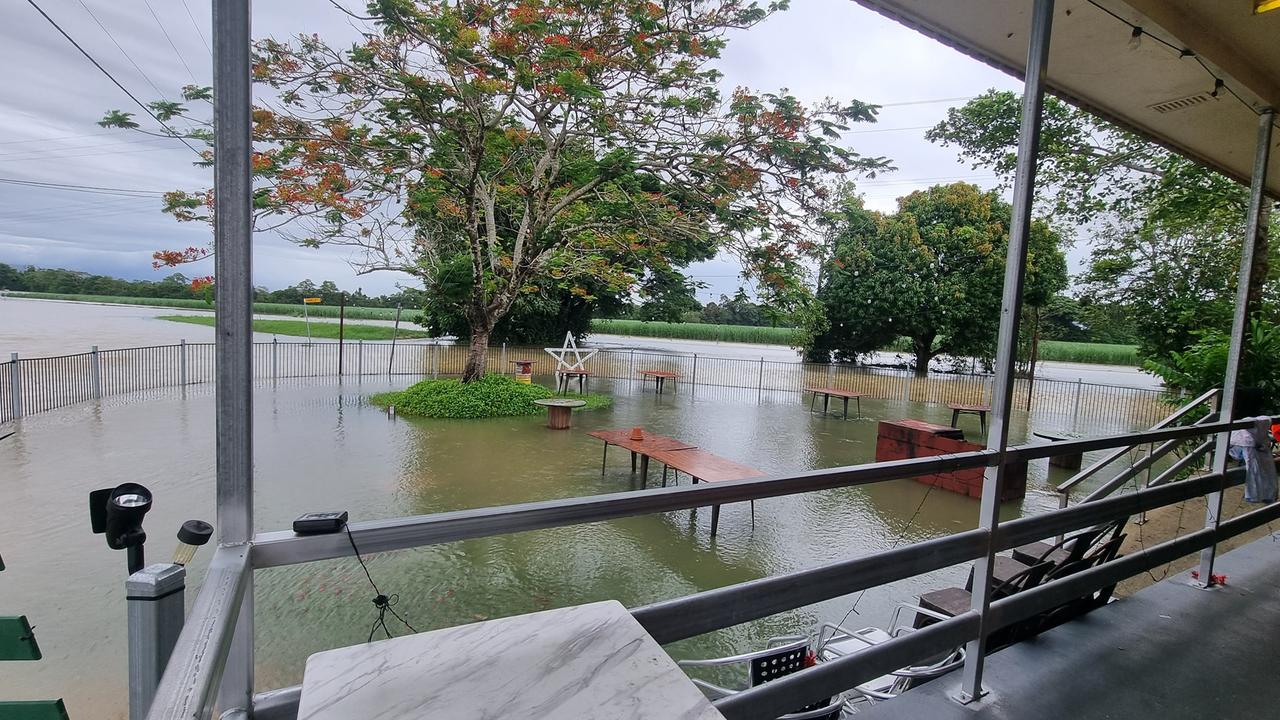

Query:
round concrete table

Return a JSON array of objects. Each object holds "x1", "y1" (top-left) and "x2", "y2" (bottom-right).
[{"x1": 534, "y1": 398, "x2": 586, "y2": 429}]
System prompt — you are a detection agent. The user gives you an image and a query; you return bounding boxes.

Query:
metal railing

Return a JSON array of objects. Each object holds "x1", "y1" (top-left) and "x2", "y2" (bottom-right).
[
  {"x1": 1056, "y1": 388, "x2": 1221, "y2": 507},
  {"x1": 140, "y1": 415, "x2": 1274, "y2": 720},
  {"x1": 1, "y1": 340, "x2": 1168, "y2": 430}
]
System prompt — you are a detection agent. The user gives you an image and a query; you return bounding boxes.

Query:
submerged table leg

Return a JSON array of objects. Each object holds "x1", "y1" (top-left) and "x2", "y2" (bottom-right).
[
  {"x1": 823, "y1": 394, "x2": 830, "y2": 414},
  {"x1": 711, "y1": 503, "x2": 721, "y2": 536},
  {"x1": 601, "y1": 443, "x2": 608, "y2": 475},
  {"x1": 640, "y1": 455, "x2": 650, "y2": 488},
  {"x1": 631, "y1": 451, "x2": 637, "y2": 473},
  {"x1": 842, "y1": 397, "x2": 849, "y2": 419}
]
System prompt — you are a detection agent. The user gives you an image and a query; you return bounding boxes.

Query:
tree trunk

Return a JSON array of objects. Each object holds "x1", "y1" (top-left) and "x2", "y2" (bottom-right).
[
  {"x1": 462, "y1": 326, "x2": 491, "y2": 382},
  {"x1": 911, "y1": 335, "x2": 934, "y2": 377}
]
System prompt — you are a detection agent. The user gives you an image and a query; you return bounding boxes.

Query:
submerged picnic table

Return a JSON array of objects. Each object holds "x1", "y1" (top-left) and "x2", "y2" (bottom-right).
[
  {"x1": 587, "y1": 429, "x2": 763, "y2": 536},
  {"x1": 805, "y1": 386, "x2": 865, "y2": 419},
  {"x1": 639, "y1": 369, "x2": 679, "y2": 394},
  {"x1": 587, "y1": 429, "x2": 696, "y2": 484},
  {"x1": 647, "y1": 447, "x2": 766, "y2": 536}
]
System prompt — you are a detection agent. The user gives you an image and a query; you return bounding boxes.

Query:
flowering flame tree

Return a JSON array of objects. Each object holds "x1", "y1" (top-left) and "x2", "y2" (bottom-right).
[{"x1": 104, "y1": 0, "x2": 891, "y2": 380}]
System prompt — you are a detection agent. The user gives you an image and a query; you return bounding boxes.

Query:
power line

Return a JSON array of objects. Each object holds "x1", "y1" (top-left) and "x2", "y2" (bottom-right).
[
  {"x1": 74, "y1": 0, "x2": 166, "y2": 99},
  {"x1": 0, "y1": 144, "x2": 182, "y2": 164},
  {"x1": 23, "y1": 0, "x2": 201, "y2": 156},
  {"x1": 179, "y1": 0, "x2": 211, "y2": 54},
  {"x1": 142, "y1": 0, "x2": 199, "y2": 85},
  {"x1": 877, "y1": 96, "x2": 975, "y2": 108},
  {"x1": 0, "y1": 131, "x2": 120, "y2": 146},
  {"x1": 0, "y1": 177, "x2": 167, "y2": 196}
]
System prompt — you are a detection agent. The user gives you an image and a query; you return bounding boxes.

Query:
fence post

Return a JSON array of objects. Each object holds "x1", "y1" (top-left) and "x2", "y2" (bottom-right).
[
  {"x1": 179, "y1": 340, "x2": 188, "y2": 388},
  {"x1": 1071, "y1": 377, "x2": 1082, "y2": 426},
  {"x1": 127, "y1": 564, "x2": 186, "y2": 720},
  {"x1": 629, "y1": 349, "x2": 635, "y2": 385},
  {"x1": 691, "y1": 353, "x2": 698, "y2": 400},
  {"x1": 90, "y1": 345, "x2": 102, "y2": 400},
  {"x1": 9, "y1": 352, "x2": 21, "y2": 420},
  {"x1": 757, "y1": 357, "x2": 764, "y2": 403},
  {"x1": 901, "y1": 369, "x2": 911, "y2": 402},
  {"x1": 271, "y1": 338, "x2": 278, "y2": 382},
  {"x1": 432, "y1": 342, "x2": 439, "y2": 379},
  {"x1": 357, "y1": 340, "x2": 364, "y2": 381}
]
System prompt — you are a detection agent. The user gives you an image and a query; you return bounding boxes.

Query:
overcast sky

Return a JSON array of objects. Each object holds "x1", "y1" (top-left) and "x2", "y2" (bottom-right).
[{"x1": 0, "y1": 0, "x2": 1040, "y2": 300}]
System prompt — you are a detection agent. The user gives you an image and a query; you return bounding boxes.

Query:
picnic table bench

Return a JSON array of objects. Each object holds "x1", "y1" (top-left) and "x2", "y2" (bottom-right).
[
  {"x1": 646, "y1": 447, "x2": 765, "y2": 536},
  {"x1": 948, "y1": 403, "x2": 991, "y2": 434},
  {"x1": 586, "y1": 429, "x2": 696, "y2": 484},
  {"x1": 639, "y1": 369, "x2": 678, "y2": 395},
  {"x1": 804, "y1": 387, "x2": 865, "y2": 419}
]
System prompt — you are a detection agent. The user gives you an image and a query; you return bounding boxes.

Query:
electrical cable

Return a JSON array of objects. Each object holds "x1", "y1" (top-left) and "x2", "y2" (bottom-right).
[
  {"x1": 142, "y1": 0, "x2": 199, "y2": 85},
  {"x1": 74, "y1": 0, "x2": 167, "y2": 99},
  {"x1": 834, "y1": 482, "x2": 938, "y2": 627},
  {"x1": 23, "y1": 0, "x2": 202, "y2": 157},
  {"x1": 178, "y1": 0, "x2": 211, "y2": 54},
  {"x1": 344, "y1": 525, "x2": 417, "y2": 642},
  {"x1": 0, "y1": 177, "x2": 167, "y2": 196}
]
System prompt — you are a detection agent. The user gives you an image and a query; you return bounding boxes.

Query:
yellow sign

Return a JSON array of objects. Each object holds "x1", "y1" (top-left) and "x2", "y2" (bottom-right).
[
  {"x1": 303, "y1": 297, "x2": 322, "y2": 304},
  {"x1": 1257, "y1": 0, "x2": 1280, "y2": 14}
]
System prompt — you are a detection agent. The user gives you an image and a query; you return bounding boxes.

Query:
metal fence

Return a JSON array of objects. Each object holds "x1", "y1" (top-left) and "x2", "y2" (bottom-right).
[{"x1": 0, "y1": 340, "x2": 1170, "y2": 430}]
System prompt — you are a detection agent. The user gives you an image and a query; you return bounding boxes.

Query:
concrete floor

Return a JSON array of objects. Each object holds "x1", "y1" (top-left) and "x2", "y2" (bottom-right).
[{"x1": 861, "y1": 532, "x2": 1280, "y2": 720}]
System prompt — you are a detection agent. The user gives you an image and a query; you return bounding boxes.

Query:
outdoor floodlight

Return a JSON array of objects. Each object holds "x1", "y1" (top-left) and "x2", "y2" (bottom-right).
[
  {"x1": 89, "y1": 482, "x2": 153, "y2": 574},
  {"x1": 172, "y1": 520, "x2": 214, "y2": 566}
]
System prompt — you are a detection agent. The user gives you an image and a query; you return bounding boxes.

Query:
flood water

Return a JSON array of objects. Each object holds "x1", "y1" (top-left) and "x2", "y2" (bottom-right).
[
  {"x1": 0, "y1": 369, "x2": 1134, "y2": 719},
  {"x1": 0, "y1": 296, "x2": 1164, "y2": 718}
]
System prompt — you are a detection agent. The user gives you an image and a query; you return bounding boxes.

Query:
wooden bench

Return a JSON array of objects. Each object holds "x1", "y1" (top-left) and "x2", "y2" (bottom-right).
[
  {"x1": 586, "y1": 429, "x2": 696, "y2": 484},
  {"x1": 639, "y1": 370, "x2": 678, "y2": 394},
  {"x1": 804, "y1": 387, "x2": 865, "y2": 419},
  {"x1": 646, "y1": 447, "x2": 765, "y2": 536},
  {"x1": 948, "y1": 403, "x2": 991, "y2": 434}
]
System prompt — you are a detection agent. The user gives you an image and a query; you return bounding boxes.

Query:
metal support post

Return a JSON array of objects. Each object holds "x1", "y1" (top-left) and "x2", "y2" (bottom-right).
[
  {"x1": 10, "y1": 352, "x2": 21, "y2": 420},
  {"x1": 959, "y1": 0, "x2": 1054, "y2": 703},
  {"x1": 212, "y1": 0, "x2": 255, "y2": 713},
  {"x1": 127, "y1": 564, "x2": 185, "y2": 720},
  {"x1": 271, "y1": 337, "x2": 278, "y2": 382},
  {"x1": 388, "y1": 304, "x2": 402, "y2": 374},
  {"x1": 691, "y1": 353, "x2": 698, "y2": 400},
  {"x1": 179, "y1": 339, "x2": 188, "y2": 388},
  {"x1": 90, "y1": 345, "x2": 102, "y2": 400},
  {"x1": 501, "y1": 342, "x2": 507, "y2": 371},
  {"x1": 1198, "y1": 107, "x2": 1274, "y2": 586},
  {"x1": 757, "y1": 357, "x2": 765, "y2": 403},
  {"x1": 357, "y1": 340, "x2": 363, "y2": 380},
  {"x1": 432, "y1": 342, "x2": 439, "y2": 379},
  {"x1": 1071, "y1": 377, "x2": 1082, "y2": 426},
  {"x1": 901, "y1": 369, "x2": 911, "y2": 402}
]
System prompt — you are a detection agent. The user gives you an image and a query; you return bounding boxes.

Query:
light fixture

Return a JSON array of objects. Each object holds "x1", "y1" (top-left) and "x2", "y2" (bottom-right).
[
  {"x1": 1256, "y1": 0, "x2": 1280, "y2": 15},
  {"x1": 1127, "y1": 26, "x2": 1143, "y2": 50},
  {"x1": 172, "y1": 520, "x2": 214, "y2": 565},
  {"x1": 89, "y1": 483, "x2": 153, "y2": 574}
]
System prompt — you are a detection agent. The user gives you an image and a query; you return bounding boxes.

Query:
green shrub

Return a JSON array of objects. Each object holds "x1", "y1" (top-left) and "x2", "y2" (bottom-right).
[{"x1": 370, "y1": 374, "x2": 611, "y2": 419}]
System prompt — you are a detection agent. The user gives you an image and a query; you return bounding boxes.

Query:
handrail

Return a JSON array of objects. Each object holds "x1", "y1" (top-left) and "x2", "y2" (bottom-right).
[
  {"x1": 251, "y1": 417, "x2": 1266, "y2": 569},
  {"x1": 145, "y1": 545, "x2": 249, "y2": 720},
  {"x1": 155, "y1": 419, "x2": 1270, "y2": 720},
  {"x1": 1079, "y1": 410, "x2": 1219, "y2": 502},
  {"x1": 1057, "y1": 387, "x2": 1219, "y2": 494}
]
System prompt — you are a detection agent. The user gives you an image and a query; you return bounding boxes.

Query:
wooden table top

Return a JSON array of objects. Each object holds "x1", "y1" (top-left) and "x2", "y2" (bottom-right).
[
  {"x1": 804, "y1": 386, "x2": 865, "y2": 398},
  {"x1": 639, "y1": 369, "x2": 679, "y2": 378},
  {"x1": 948, "y1": 403, "x2": 991, "y2": 412},
  {"x1": 645, "y1": 448, "x2": 764, "y2": 483},
  {"x1": 587, "y1": 429, "x2": 697, "y2": 453},
  {"x1": 889, "y1": 418, "x2": 965, "y2": 436},
  {"x1": 558, "y1": 369, "x2": 592, "y2": 375}
]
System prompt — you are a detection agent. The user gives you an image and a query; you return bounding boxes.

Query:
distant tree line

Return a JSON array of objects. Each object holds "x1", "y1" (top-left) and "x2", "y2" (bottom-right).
[{"x1": 0, "y1": 263, "x2": 425, "y2": 309}]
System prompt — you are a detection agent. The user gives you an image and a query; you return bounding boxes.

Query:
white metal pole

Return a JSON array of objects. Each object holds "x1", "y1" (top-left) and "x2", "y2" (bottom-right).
[
  {"x1": 127, "y1": 564, "x2": 185, "y2": 720},
  {"x1": 960, "y1": 0, "x2": 1054, "y2": 702},
  {"x1": 213, "y1": 0, "x2": 255, "y2": 712},
  {"x1": 357, "y1": 339, "x2": 364, "y2": 380},
  {"x1": 1198, "y1": 108, "x2": 1274, "y2": 586},
  {"x1": 303, "y1": 302, "x2": 311, "y2": 345},
  {"x1": 179, "y1": 339, "x2": 188, "y2": 388},
  {"x1": 388, "y1": 303, "x2": 402, "y2": 374},
  {"x1": 91, "y1": 345, "x2": 102, "y2": 400},
  {"x1": 9, "y1": 352, "x2": 21, "y2": 420}
]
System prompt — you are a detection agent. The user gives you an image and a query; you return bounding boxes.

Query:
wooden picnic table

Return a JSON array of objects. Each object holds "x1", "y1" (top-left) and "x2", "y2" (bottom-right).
[
  {"x1": 556, "y1": 370, "x2": 592, "y2": 395},
  {"x1": 949, "y1": 403, "x2": 991, "y2": 434},
  {"x1": 646, "y1": 447, "x2": 765, "y2": 536},
  {"x1": 639, "y1": 369, "x2": 678, "y2": 395},
  {"x1": 586, "y1": 429, "x2": 696, "y2": 484},
  {"x1": 804, "y1": 387, "x2": 865, "y2": 419},
  {"x1": 1033, "y1": 431, "x2": 1084, "y2": 469}
]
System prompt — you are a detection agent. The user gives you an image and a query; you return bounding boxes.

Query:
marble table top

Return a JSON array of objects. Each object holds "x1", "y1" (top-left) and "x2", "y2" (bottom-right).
[{"x1": 297, "y1": 600, "x2": 726, "y2": 720}]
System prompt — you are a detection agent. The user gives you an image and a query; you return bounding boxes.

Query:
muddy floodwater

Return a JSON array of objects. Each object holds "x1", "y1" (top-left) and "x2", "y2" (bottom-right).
[
  {"x1": 0, "y1": 296, "x2": 1164, "y2": 718},
  {"x1": 0, "y1": 366, "x2": 1149, "y2": 719}
]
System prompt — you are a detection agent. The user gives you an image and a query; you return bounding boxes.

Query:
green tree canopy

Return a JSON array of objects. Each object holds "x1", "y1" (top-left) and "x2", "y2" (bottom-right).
[
  {"x1": 928, "y1": 89, "x2": 1277, "y2": 362},
  {"x1": 810, "y1": 183, "x2": 1067, "y2": 375}
]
